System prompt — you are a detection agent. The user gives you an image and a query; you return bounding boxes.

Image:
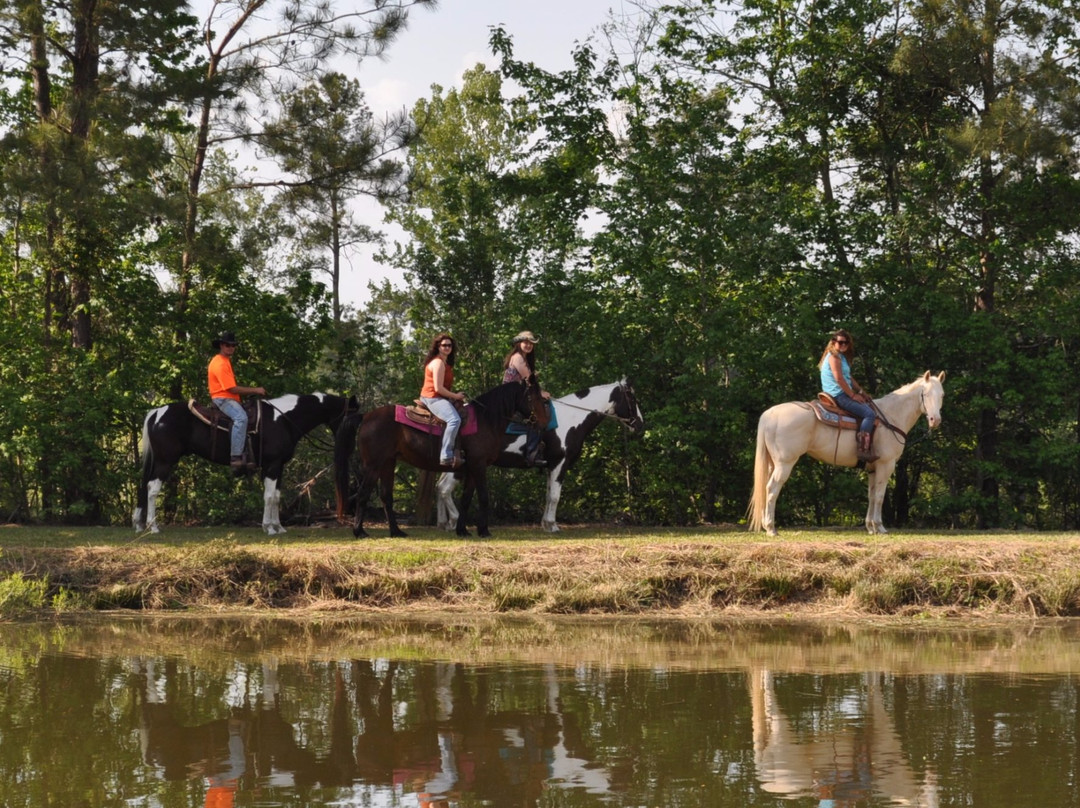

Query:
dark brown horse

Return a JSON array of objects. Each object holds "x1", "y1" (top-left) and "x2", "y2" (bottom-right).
[{"x1": 333, "y1": 380, "x2": 548, "y2": 538}]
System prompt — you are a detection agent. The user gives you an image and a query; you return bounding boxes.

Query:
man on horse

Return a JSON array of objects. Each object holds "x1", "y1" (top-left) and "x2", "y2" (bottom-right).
[{"x1": 208, "y1": 331, "x2": 266, "y2": 474}]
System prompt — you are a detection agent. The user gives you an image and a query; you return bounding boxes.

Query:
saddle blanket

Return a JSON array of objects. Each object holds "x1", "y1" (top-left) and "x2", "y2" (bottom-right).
[
  {"x1": 394, "y1": 404, "x2": 478, "y2": 437},
  {"x1": 808, "y1": 399, "x2": 859, "y2": 430},
  {"x1": 506, "y1": 401, "x2": 558, "y2": 435}
]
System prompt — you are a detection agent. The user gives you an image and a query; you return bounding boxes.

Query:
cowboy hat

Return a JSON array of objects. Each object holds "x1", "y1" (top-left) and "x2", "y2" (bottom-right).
[
  {"x1": 212, "y1": 331, "x2": 239, "y2": 350},
  {"x1": 512, "y1": 330, "x2": 539, "y2": 344}
]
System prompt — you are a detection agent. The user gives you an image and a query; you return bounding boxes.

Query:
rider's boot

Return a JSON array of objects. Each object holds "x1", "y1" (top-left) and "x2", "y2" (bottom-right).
[
  {"x1": 524, "y1": 432, "x2": 547, "y2": 468},
  {"x1": 856, "y1": 431, "x2": 879, "y2": 463}
]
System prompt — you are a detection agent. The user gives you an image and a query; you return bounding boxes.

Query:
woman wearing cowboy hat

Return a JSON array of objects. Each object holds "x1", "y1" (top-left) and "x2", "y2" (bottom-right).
[
  {"x1": 208, "y1": 331, "x2": 266, "y2": 474},
  {"x1": 502, "y1": 331, "x2": 550, "y2": 467}
]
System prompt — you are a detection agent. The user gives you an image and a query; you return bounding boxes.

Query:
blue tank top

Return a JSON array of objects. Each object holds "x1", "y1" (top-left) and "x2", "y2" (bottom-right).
[{"x1": 820, "y1": 352, "x2": 851, "y2": 396}]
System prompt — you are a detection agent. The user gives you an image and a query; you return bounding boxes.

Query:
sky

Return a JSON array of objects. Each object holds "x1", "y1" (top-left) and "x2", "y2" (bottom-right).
[{"x1": 337, "y1": 0, "x2": 626, "y2": 308}]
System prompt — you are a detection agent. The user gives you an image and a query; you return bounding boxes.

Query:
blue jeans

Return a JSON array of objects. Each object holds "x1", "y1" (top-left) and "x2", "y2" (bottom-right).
[
  {"x1": 212, "y1": 397, "x2": 247, "y2": 456},
  {"x1": 421, "y1": 396, "x2": 461, "y2": 463},
  {"x1": 834, "y1": 392, "x2": 876, "y2": 433}
]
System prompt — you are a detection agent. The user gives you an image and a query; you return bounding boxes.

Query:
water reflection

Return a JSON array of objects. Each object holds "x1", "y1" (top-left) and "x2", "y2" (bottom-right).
[{"x1": 1, "y1": 617, "x2": 1079, "y2": 806}]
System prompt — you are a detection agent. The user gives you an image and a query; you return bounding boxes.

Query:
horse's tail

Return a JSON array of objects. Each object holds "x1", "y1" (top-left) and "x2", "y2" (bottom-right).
[
  {"x1": 137, "y1": 412, "x2": 154, "y2": 511},
  {"x1": 747, "y1": 413, "x2": 773, "y2": 533},
  {"x1": 333, "y1": 411, "x2": 363, "y2": 522}
]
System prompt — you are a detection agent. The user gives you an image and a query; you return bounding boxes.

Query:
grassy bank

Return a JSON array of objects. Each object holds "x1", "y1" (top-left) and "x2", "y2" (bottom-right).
[{"x1": 1, "y1": 524, "x2": 1079, "y2": 619}]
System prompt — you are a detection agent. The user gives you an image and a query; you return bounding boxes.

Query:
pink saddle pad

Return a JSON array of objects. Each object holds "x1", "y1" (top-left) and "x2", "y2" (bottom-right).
[{"x1": 394, "y1": 404, "x2": 477, "y2": 436}]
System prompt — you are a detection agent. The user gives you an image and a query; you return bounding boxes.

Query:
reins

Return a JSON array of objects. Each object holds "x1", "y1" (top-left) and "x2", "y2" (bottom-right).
[
  {"x1": 868, "y1": 389, "x2": 936, "y2": 450},
  {"x1": 555, "y1": 382, "x2": 640, "y2": 430},
  {"x1": 261, "y1": 395, "x2": 354, "y2": 453}
]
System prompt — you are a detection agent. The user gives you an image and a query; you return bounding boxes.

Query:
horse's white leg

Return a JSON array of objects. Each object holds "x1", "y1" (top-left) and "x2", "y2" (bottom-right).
[
  {"x1": 263, "y1": 477, "x2": 285, "y2": 535},
  {"x1": 763, "y1": 461, "x2": 795, "y2": 537},
  {"x1": 865, "y1": 460, "x2": 896, "y2": 534},
  {"x1": 143, "y1": 479, "x2": 163, "y2": 534},
  {"x1": 436, "y1": 473, "x2": 458, "y2": 531},
  {"x1": 540, "y1": 472, "x2": 563, "y2": 533}
]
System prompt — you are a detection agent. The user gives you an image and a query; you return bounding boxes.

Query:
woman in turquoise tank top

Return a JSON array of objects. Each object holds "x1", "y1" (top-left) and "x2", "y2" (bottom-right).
[{"x1": 819, "y1": 329, "x2": 878, "y2": 462}]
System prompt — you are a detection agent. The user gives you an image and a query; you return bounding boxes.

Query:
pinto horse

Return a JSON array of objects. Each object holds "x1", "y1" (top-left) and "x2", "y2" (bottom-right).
[
  {"x1": 748, "y1": 371, "x2": 946, "y2": 536},
  {"x1": 133, "y1": 393, "x2": 358, "y2": 535},
  {"x1": 436, "y1": 379, "x2": 645, "y2": 532},
  {"x1": 333, "y1": 380, "x2": 548, "y2": 538}
]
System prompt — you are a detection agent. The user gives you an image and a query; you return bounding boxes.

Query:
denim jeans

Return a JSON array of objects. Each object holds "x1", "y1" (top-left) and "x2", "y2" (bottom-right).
[
  {"x1": 421, "y1": 396, "x2": 461, "y2": 462},
  {"x1": 212, "y1": 397, "x2": 248, "y2": 456},
  {"x1": 834, "y1": 392, "x2": 876, "y2": 433}
]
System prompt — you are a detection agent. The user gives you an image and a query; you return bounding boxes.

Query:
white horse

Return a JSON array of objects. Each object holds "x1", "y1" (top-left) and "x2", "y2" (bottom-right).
[
  {"x1": 748, "y1": 371, "x2": 946, "y2": 536},
  {"x1": 436, "y1": 379, "x2": 645, "y2": 532}
]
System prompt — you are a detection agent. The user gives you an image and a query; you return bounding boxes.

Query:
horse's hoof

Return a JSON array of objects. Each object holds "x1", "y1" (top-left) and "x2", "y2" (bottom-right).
[
  {"x1": 456, "y1": 529, "x2": 471, "y2": 537},
  {"x1": 391, "y1": 529, "x2": 409, "y2": 538},
  {"x1": 353, "y1": 528, "x2": 367, "y2": 538},
  {"x1": 478, "y1": 530, "x2": 491, "y2": 538}
]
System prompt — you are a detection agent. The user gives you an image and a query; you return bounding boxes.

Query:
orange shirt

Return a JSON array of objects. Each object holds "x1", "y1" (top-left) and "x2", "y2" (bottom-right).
[
  {"x1": 421, "y1": 360, "x2": 453, "y2": 398},
  {"x1": 208, "y1": 354, "x2": 240, "y2": 401}
]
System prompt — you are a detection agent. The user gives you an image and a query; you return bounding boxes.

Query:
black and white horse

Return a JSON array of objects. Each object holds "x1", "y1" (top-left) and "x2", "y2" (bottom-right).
[
  {"x1": 133, "y1": 393, "x2": 358, "y2": 535},
  {"x1": 436, "y1": 379, "x2": 645, "y2": 532}
]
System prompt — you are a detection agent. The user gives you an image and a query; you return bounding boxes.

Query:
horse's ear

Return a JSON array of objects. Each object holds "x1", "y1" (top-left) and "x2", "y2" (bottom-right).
[
  {"x1": 922, "y1": 370, "x2": 931, "y2": 381},
  {"x1": 936, "y1": 370, "x2": 946, "y2": 383}
]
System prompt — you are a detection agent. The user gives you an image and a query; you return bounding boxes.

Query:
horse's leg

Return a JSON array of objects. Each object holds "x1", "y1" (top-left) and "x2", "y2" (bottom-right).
[
  {"x1": 540, "y1": 467, "x2": 564, "y2": 533},
  {"x1": 262, "y1": 476, "x2": 285, "y2": 535},
  {"x1": 865, "y1": 458, "x2": 897, "y2": 534},
  {"x1": 455, "y1": 476, "x2": 476, "y2": 537},
  {"x1": 353, "y1": 468, "x2": 377, "y2": 539},
  {"x1": 474, "y1": 471, "x2": 491, "y2": 538},
  {"x1": 138, "y1": 479, "x2": 164, "y2": 534},
  {"x1": 763, "y1": 459, "x2": 797, "y2": 538},
  {"x1": 436, "y1": 473, "x2": 458, "y2": 531},
  {"x1": 379, "y1": 463, "x2": 408, "y2": 538}
]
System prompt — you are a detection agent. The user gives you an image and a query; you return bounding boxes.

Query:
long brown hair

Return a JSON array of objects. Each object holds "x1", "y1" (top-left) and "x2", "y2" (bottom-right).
[
  {"x1": 424, "y1": 333, "x2": 456, "y2": 366},
  {"x1": 818, "y1": 329, "x2": 854, "y2": 368},
  {"x1": 502, "y1": 344, "x2": 537, "y2": 373}
]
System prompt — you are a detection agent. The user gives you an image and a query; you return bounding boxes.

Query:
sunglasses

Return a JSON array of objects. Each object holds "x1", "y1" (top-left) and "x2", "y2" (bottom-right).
[
  {"x1": 439, "y1": 342, "x2": 454, "y2": 348},
  {"x1": 835, "y1": 339, "x2": 849, "y2": 345}
]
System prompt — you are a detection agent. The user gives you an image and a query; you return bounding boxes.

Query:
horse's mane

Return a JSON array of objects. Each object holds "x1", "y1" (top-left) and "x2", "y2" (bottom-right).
[
  {"x1": 881, "y1": 373, "x2": 939, "y2": 400},
  {"x1": 470, "y1": 381, "x2": 526, "y2": 425}
]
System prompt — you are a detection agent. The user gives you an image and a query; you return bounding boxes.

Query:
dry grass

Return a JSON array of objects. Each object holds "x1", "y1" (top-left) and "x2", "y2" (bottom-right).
[{"x1": 2, "y1": 524, "x2": 1080, "y2": 619}]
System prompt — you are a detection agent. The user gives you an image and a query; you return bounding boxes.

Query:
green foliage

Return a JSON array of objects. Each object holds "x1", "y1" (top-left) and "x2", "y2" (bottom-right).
[
  {"x1": 0, "y1": 573, "x2": 47, "y2": 618},
  {"x1": 3, "y1": 0, "x2": 1080, "y2": 532}
]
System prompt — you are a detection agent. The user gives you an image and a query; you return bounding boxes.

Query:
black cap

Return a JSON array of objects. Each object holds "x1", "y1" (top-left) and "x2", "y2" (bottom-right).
[{"x1": 212, "y1": 331, "x2": 238, "y2": 350}]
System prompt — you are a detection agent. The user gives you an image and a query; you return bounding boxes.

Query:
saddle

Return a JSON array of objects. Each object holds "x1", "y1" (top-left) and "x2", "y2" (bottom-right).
[
  {"x1": 188, "y1": 399, "x2": 261, "y2": 434},
  {"x1": 807, "y1": 393, "x2": 876, "y2": 431},
  {"x1": 395, "y1": 400, "x2": 478, "y2": 437},
  {"x1": 403, "y1": 399, "x2": 453, "y2": 428}
]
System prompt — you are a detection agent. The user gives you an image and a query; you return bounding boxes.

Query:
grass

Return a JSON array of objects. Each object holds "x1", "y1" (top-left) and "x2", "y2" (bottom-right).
[{"x1": 1, "y1": 523, "x2": 1080, "y2": 619}]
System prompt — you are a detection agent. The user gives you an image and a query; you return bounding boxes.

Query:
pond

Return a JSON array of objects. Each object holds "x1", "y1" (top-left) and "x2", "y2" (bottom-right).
[{"x1": 0, "y1": 615, "x2": 1077, "y2": 806}]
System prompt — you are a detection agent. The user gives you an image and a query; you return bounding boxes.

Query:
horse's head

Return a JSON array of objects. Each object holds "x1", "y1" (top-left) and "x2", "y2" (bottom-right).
[
  {"x1": 919, "y1": 371, "x2": 946, "y2": 429},
  {"x1": 613, "y1": 378, "x2": 646, "y2": 433},
  {"x1": 313, "y1": 392, "x2": 361, "y2": 430}
]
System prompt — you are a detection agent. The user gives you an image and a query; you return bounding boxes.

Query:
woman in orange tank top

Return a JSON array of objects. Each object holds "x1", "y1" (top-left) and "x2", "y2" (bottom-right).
[{"x1": 420, "y1": 334, "x2": 466, "y2": 468}]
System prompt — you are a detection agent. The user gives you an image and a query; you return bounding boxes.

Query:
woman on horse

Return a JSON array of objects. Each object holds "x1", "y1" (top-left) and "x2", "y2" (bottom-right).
[
  {"x1": 502, "y1": 330, "x2": 551, "y2": 467},
  {"x1": 819, "y1": 329, "x2": 878, "y2": 463},
  {"x1": 421, "y1": 333, "x2": 467, "y2": 469}
]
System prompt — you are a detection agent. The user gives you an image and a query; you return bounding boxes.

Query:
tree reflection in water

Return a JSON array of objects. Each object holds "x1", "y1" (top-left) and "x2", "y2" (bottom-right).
[{"x1": 1, "y1": 620, "x2": 1078, "y2": 806}]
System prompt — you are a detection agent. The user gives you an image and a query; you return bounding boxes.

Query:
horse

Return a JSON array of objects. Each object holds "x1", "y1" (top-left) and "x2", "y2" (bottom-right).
[
  {"x1": 333, "y1": 379, "x2": 549, "y2": 538},
  {"x1": 435, "y1": 379, "x2": 646, "y2": 532},
  {"x1": 748, "y1": 371, "x2": 946, "y2": 536},
  {"x1": 133, "y1": 393, "x2": 359, "y2": 535}
]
